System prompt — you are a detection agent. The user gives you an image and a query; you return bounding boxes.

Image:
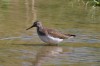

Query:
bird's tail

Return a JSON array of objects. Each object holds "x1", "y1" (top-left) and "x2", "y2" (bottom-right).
[{"x1": 65, "y1": 34, "x2": 76, "y2": 39}]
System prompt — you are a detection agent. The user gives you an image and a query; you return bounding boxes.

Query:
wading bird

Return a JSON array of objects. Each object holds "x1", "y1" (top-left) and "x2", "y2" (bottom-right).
[{"x1": 26, "y1": 21, "x2": 76, "y2": 44}]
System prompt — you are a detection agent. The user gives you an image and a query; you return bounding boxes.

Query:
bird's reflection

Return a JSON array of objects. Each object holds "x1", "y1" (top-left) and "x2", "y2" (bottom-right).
[
  {"x1": 32, "y1": 44, "x2": 100, "y2": 66},
  {"x1": 34, "y1": 46, "x2": 63, "y2": 66}
]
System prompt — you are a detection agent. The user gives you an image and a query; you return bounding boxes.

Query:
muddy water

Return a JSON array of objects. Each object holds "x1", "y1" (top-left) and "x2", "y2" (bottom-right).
[{"x1": 0, "y1": 0, "x2": 100, "y2": 66}]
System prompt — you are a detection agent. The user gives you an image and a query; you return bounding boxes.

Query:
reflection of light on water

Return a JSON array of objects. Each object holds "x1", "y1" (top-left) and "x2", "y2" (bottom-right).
[
  {"x1": 0, "y1": 35, "x2": 37, "y2": 40},
  {"x1": 0, "y1": 36, "x2": 33, "y2": 40}
]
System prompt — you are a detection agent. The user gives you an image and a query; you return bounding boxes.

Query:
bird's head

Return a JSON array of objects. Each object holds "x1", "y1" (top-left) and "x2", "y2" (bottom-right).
[{"x1": 26, "y1": 21, "x2": 42, "y2": 30}]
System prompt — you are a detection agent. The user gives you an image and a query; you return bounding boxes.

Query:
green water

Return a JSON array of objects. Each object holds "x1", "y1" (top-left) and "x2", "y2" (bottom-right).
[{"x1": 0, "y1": 0, "x2": 100, "y2": 66}]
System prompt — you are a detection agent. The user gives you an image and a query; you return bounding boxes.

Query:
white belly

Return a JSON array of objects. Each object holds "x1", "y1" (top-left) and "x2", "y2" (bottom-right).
[{"x1": 39, "y1": 35, "x2": 63, "y2": 44}]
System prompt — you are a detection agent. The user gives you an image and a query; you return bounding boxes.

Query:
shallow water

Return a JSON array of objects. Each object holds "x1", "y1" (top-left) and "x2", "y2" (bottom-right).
[
  {"x1": 33, "y1": 46, "x2": 100, "y2": 66},
  {"x1": 0, "y1": 0, "x2": 100, "y2": 66},
  {"x1": 0, "y1": 45, "x2": 100, "y2": 66}
]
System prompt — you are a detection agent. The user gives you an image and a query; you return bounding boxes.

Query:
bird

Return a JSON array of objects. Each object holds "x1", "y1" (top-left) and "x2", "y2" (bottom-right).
[{"x1": 26, "y1": 21, "x2": 76, "y2": 44}]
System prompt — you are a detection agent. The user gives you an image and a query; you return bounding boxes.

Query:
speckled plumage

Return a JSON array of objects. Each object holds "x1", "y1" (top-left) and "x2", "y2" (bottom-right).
[{"x1": 26, "y1": 21, "x2": 76, "y2": 44}]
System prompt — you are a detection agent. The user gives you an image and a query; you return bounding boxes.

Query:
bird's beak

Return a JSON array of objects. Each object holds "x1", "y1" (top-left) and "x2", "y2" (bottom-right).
[{"x1": 26, "y1": 25, "x2": 34, "y2": 30}]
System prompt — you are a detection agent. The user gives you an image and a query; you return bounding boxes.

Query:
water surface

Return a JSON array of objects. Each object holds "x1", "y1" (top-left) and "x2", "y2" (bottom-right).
[{"x1": 0, "y1": 0, "x2": 100, "y2": 66}]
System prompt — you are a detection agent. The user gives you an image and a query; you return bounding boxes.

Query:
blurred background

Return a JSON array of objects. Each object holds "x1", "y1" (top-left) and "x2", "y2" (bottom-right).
[{"x1": 0, "y1": 0, "x2": 100, "y2": 39}]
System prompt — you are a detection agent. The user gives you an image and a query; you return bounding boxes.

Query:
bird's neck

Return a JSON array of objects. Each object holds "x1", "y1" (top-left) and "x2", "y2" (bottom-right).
[
  {"x1": 37, "y1": 25, "x2": 43, "y2": 31},
  {"x1": 37, "y1": 26, "x2": 46, "y2": 36}
]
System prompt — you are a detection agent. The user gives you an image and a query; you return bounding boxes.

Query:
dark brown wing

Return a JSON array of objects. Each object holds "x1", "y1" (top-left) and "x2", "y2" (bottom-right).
[
  {"x1": 44, "y1": 27, "x2": 68, "y2": 39},
  {"x1": 39, "y1": 27, "x2": 75, "y2": 39}
]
